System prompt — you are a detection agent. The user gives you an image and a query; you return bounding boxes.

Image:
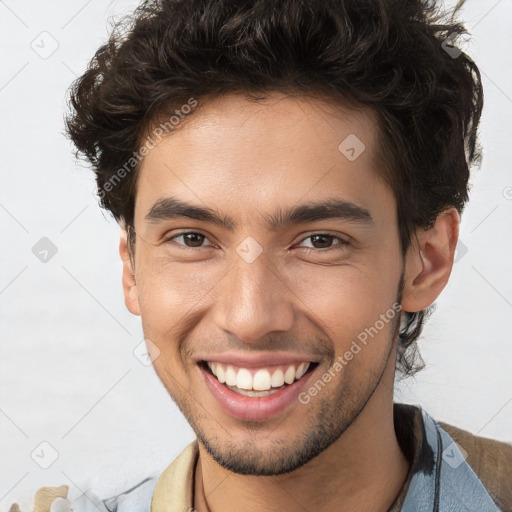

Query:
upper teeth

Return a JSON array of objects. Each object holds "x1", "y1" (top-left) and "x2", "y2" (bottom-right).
[{"x1": 206, "y1": 362, "x2": 310, "y2": 391}]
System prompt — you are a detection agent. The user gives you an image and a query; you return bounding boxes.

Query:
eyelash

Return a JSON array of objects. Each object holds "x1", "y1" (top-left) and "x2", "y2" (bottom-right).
[{"x1": 163, "y1": 231, "x2": 349, "y2": 253}]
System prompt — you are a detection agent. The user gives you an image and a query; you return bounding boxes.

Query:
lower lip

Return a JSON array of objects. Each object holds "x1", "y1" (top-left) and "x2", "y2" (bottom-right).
[{"x1": 199, "y1": 363, "x2": 316, "y2": 421}]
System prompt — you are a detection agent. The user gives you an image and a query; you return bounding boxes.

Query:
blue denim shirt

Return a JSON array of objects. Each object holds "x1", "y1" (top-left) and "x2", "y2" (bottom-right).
[
  {"x1": 67, "y1": 405, "x2": 503, "y2": 512},
  {"x1": 399, "y1": 407, "x2": 502, "y2": 511}
]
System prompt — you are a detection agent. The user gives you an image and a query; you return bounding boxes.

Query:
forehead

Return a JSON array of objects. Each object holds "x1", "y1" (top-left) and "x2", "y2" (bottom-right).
[{"x1": 135, "y1": 92, "x2": 392, "y2": 227}]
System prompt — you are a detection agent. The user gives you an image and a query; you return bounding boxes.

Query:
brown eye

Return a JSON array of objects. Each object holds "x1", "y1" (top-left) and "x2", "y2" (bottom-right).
[
  {"x1": 166, "y1": 232, "x2": 212, "y2": 248},
  {"x1": 298, "y1": 233, "x2": 347, "y2": 250}
]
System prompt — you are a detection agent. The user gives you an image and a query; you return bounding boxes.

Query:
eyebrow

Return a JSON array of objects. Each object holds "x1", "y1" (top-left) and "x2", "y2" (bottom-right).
[{"x1": 145, "y1": 197, "x2": 374, "y2": 230}]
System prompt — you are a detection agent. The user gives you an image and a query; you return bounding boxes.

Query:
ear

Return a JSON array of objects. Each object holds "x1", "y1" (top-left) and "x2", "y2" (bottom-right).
[
  {"x1": 401, "y1": 207, "x2": 460, "y2": 312},
  {"x1": 119, "y1": 224, "x2": 140, "y2": 316}
]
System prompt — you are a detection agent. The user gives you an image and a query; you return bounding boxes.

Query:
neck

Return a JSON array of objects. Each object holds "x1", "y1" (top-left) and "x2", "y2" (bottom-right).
[{"x1": 193, "y1": 362, "x2": 410, "y2": 512}]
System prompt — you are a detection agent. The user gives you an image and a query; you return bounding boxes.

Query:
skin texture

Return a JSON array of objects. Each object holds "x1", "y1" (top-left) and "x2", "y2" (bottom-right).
[{"x1": 119, "y1": 92, "x2": 459, "y2": 512}]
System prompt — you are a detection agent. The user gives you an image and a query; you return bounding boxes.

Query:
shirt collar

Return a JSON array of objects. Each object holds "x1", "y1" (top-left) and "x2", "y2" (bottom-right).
[{"x1": 151, "y1": 439, "x2": 198, "y2": 512}]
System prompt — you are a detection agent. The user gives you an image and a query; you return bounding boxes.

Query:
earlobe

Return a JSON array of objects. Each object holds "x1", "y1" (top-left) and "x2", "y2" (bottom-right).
[
  {"x1": 401, "y1": 208, "x2": 460, "y2": 312},
  {"x1": 120, "y1": 225, "x2": 141, "y2": 316}
]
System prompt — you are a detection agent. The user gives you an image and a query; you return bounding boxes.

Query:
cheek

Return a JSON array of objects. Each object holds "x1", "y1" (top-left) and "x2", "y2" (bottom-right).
[
  {"x1": 135, "y1": 252, "x2": 226, "y2": 374},
  {"x1": 137, "y1": 248, "x2": 220, "y2": 313},
  {"x1": 295, "y1": 261, "x2": 398, "y2": 314},
  {"x1": 289, "y1": 265, "x2": 400, "y2": 354}
]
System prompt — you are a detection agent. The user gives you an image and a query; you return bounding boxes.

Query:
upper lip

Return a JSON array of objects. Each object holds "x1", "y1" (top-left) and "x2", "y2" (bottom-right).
[{"x1": 196, "y1": 352, "x2": 320, "y2": 368}]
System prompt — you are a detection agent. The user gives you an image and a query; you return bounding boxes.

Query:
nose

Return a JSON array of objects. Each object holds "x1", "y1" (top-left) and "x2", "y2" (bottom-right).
[{"x1": 212, "y1": 248, "x2": 295, "y2": 342}]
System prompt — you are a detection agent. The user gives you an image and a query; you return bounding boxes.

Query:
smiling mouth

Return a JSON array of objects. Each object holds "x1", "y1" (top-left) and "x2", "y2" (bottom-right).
[{"x1": 199, "y1": 360, "x2": 319, "y2": 397}]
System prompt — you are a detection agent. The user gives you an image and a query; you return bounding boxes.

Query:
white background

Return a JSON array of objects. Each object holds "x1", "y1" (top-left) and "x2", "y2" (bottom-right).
[{"x1": 0, "y1": 0, "x2": 511, "y2": 509}]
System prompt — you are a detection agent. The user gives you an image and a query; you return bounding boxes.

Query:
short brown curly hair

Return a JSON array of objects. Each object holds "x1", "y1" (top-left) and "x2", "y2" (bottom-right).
[{"x1": 65, "y1": 0, "x2": 483, "y2": 379}]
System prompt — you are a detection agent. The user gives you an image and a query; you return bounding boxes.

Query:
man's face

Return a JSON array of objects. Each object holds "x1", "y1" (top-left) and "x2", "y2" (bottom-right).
[{"x1": 127, "y1": 93, "x2": 404, "y2": 475}]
